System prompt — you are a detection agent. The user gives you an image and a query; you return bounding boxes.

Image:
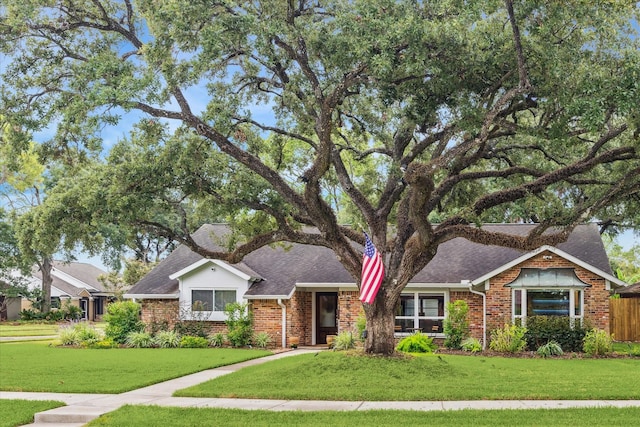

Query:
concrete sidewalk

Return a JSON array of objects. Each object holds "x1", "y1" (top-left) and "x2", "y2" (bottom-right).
[{"x1": 2, "y1": 348, "x2": 640, "y2": 426}]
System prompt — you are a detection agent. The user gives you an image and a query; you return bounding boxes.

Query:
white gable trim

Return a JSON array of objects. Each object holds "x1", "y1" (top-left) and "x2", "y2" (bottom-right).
[
  {"x1": 51, "y1": 267, "x2": 99, "y2": 292},
  {"x1": 470, "y1": 245, "x2": 626, "y2": 289},
  {"x1": 169, "y1": 259, "x2": 257, "y2": 282}
]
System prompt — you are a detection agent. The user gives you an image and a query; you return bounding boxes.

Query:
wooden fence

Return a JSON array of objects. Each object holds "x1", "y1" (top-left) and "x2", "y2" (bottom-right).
[{"x1": 610, "y1": 298, "x2": 640, "y2": 342}]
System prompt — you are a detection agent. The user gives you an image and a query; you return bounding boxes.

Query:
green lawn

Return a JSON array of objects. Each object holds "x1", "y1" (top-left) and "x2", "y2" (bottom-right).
[
  {"x1": 0, "y1": 342, "x2": 270, "y2": 393},
  {"x1": 175, "y1": 351, "x2": 640, "y2": 401},
  {"x1": 86, "y1": 405, "x2": 640, "y2": 427},
  {"x1": 0, "y1": 323, "x2": 61, "y2": 337},
  {"x1": 0, "y1": 399, "x2": 65, "y2": 427}
]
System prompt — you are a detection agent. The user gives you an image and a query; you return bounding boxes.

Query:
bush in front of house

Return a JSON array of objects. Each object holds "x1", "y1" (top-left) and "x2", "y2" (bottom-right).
[
  {"x1": 489, "y1": 323, "x2": 527, "y2": 353},
  {"x1": 536, "y1": 341, "x2": 564, "y2": 358},
  {"x1": 125, "y1": 331, "x2": 154, "y2": 348},
  {"x1": 173, "y1": 320, "x2": 208, "y2": 338},
  {"x1": 180, "y1": 335, "x2": 209, "y2": 348},
  {"x1": 57, "y1": 323, "x2": 104, "y2": 347},
  {"x1": 154, "y1": 330, "x2": 181, "y2": 348},
  {"x1": 524, "y1": 316, "x2": 588, "y2": 353},
  {"x1": 443, "y1": 300, "x2": 470, "y2": 349},
  {"x1": 104, "y1": 301, "x2": 145, "y2": 344},
  {"x1": 396, "y1": 332, "x2": 437, "y2": 354},
  {"x1": 208, "y1": 332, "x2": 226, "y2": 347},
  {"x1": 583, "y1": 328, "x2": 613, "y2": 356},
  {"x1": 224, "y1": 302, "x2": 253, "y2": 347},
  {"x1": 58, "y1": 325, "x2": 80, "y2": 346},
  {"x1": 355, "y1": 311, "x2": 367, "y2": 341},
  {"x1": 461, "y1": 337, "x2": 482, "y2": 353},
  {"x1": 253, "y1": 332, "x2": 271, "y2": 349},
  {"x1": 333, "y1": 331, "x2": 356, "y2": 351}
]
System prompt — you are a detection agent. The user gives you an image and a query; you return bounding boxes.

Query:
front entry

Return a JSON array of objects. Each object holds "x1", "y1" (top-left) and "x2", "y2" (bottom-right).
[{"x1": 316, "y1": 292, "x2": 338, "y2": 344}]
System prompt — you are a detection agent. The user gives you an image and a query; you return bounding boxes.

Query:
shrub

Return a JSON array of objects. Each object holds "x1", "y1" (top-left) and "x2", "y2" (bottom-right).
[
  {"x1": 443, "y1": 300, "x2": 470, "y2": 349},
  {"x1": 253, "y1": 332, "x2": 271, "y2": 349},
  {"x1": 60, "y1": 300, "x2": 82, "y2": 321},
  {"x1": 58, "y1": 325, "x2": 80, "y2": 346},
  {"x1": 89, "y1": 339, "x2": 117, "y2": 349},
  {"x1": 58, "y1": 323, "x2": 103, "y2": 346},
  {"x1": 224, "y1": 302, "x2": 253, "y2": 347},
  {"x1": 537, "y1": 341, "x2": 564, "y2": 358},
  {"x1": 174, "y1": 321, "x2": 208, "y2": 338},
  {"x1": 125, "y1": 331, "x2": 154, "y2": 348},
  {"x1": 489, "y1": 324, "x2": 527, "y2": 353},
  {"x1": 180, "y1": 335, "x2": 209, "y2": 348},
  {"x1": 333, "y1": 331, "x2": 356, "y2": 351},
  {"x1": 74, "y1": 323, "x2": 103, "y2": 345},
  {"x1": 583, "y1": 328, "x2": 613, "y2": 356},
  {"x1": 104, "y1": 301, "x2": 145, "y2": 344},
  {"x1": 355, "y1": 311, "x2": 367, "y2": 341},
  {"x1": 461, "y1": 337, "x2": 482, "y2": 353},
  {"x1": 524, "y1": 316, "x2": 588, "y2": 353},
  {"x1": 154, "y1": 330, "x2": 181, "y2": 348},
  {"x1": 20, "y1": 309, "x2": 45, "y2": 321},
  {"x1": 396, "y1": 332, "x2": 437, "y2": 354},
  {"x1": 208, "y1": 332, "x2": 226, "y2": 347}
]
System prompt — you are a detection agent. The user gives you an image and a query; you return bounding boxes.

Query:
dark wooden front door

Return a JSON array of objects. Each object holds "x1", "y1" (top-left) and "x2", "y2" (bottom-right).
[{"x1": 316, "y1": 292, "x2": 338, "y2": 344}]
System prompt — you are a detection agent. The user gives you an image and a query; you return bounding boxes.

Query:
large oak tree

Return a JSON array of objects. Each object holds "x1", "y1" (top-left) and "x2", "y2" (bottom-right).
[{"x1": 1, "y1": 0, "x2": 639, "y2": 353}]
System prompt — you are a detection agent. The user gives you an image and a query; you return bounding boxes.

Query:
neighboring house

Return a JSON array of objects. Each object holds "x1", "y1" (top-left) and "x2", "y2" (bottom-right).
[
  {"x1": 125, "y1": 223, "x2": 627, "y2": 348},
  {"x1": 1, "y1": 261, "x2": 113, "y2": 321},
  {"x1": 615, "y1": 282, "x2": 640, "y2": 298}
]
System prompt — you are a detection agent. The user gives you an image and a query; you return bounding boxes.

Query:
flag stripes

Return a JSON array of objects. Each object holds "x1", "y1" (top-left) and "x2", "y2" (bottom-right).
[{"x1": 359, "y1": 232, "x2": 385, "y2": 304}]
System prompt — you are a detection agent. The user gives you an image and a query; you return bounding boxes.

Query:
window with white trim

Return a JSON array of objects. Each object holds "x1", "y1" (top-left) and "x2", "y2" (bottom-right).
[
  {"x1": 510, "y1": 268, "x2": 586, "y2": 325},
  {"x1": 191, "y1": 289, "x2": 236, "y2": 312},
  {"x1": 395, "y1": 292, "x2": 446, "y2": 334}
]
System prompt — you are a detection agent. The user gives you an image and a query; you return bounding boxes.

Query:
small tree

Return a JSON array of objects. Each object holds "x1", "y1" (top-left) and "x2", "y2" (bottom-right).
[
  {"x1": 104, "y1": 301, "x2": 144, "y2": 344},
  {"x1": 443, "y1": 300, "x2": 470, "y2": 349},
  {"x1": 224, "y1": 302, "x2": 253, "y2": 347}
]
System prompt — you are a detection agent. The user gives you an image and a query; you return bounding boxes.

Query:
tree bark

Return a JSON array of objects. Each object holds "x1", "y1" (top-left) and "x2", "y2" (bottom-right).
[
  {"x1": 40, "y1": 257, "x2": 53, "y2": 313},
  {"x1": 363, "y1": 290, "x2": 397, "y2": 355}
]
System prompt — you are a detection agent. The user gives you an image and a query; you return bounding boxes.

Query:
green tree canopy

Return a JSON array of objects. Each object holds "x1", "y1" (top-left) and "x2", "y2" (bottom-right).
[{"x1": 1, "y1": 0, "x2": 639, "y2": 353}]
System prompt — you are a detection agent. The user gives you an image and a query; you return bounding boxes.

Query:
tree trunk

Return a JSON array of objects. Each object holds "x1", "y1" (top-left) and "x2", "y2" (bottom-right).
[
  {"x1": 363, "y1": 296, "x2": 397, "y2": 355},
  {"x1": 40, "y1": 257, "x2": 53, "y2": 313}
]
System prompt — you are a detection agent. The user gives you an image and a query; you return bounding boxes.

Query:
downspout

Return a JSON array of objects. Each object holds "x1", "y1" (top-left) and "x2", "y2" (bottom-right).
[
  {"x1": 277, "y1": 298, "x2": 287, "y2": 349},
  {"x1": 465, "y1": 280, "x2": 487, "y2": 351}
]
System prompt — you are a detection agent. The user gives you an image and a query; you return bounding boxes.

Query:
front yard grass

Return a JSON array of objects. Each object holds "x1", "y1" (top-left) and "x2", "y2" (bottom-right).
[
  {"x1": 87, "y1": 405, "x2": 640, "y2": 427},
  {"x1": 175, "y1": 351, "x2": 640, "y2": 401},
  {"x1": 0, "y1": 342, "x2": 270, "y2": 393},
  {"x1": 0, "y1": 399, "x2": 64, "y2": 427},
  {"x1": 0, "y1": 322, "x2": 61, "y2": 337}
]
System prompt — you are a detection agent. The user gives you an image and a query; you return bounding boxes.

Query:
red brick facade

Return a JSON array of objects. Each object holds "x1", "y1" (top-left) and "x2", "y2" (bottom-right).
[{"x1": 138, "y1": 250, "x2": 612, "y2": 348}]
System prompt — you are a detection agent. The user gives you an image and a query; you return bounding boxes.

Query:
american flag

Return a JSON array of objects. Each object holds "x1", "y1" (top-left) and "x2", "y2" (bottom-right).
[{"x1": 359, "y1": 232, "x2": 385, "y2": 304}]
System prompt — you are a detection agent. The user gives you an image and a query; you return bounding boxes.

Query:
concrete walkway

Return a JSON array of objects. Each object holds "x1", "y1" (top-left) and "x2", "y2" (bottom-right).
[{"x1": 2, "y1": 348, "x2": 640, "y2": 426}]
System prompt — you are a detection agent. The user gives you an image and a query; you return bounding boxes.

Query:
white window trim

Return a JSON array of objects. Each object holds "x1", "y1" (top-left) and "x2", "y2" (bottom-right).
[
  {"x1": 395, "y1": 291, "x2": 449, "y2": 337},
  {"x1": 187, "y1": 287, "x2": 239, "y2": 321},
  {"x1": 511, "y1": 288, "x2": 584, "y2": 327}
]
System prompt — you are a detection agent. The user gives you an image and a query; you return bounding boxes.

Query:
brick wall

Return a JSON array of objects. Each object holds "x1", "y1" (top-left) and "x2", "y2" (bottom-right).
[
  {"x1": 338, "y1": 290, "x2": 363, "y2": 334},
  {"x1": 485, "y1": 251, "x2": 611, "y2": 333},
  {"x1": 140, "y1": 299, "x2": 179, "y2": 330},
  {"x1": 450, "y1": 291, "x2": 484, "y2": 341}
]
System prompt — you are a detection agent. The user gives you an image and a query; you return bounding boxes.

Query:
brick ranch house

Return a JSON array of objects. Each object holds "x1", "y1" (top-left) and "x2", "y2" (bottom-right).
[{"x1": 125, "y1": 223, "x2": 627, "y2": 348}]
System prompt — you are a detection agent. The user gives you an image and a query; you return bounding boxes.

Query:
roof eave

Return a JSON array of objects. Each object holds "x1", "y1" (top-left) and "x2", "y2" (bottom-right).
[{"x1": 123, "y1": 293, "x2": 179, "y2": 300}]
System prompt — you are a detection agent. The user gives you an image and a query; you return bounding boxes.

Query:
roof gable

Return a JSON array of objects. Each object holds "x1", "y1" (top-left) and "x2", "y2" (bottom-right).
[
  {"x1": 168, "y1": 259, "x2": 259, "y2": 282},
  {"x1": 470, "y1": 245, "x2": 625, "y2": 289}
]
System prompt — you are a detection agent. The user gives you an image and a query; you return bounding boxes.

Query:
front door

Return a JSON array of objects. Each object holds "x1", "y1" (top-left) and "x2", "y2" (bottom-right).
[
  {"x1": 316, "y1": 292, "x2": 338, "y2": 344},
  {"x1": 80, "y1": 298, "x2": 88, "y2": 320}
]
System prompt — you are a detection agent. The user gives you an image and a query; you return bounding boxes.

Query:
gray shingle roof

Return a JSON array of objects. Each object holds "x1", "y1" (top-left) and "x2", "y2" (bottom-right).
[
  {"x1": 31, "y1": 261, "x2": 109, "y2": 297},
  {"x1": 128, "y1": 223, "x2": 613, "y2": 298}
]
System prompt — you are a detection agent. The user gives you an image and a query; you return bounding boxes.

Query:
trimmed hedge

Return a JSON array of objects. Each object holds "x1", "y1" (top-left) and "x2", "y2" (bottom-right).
[{"x1": 524, "y1": 316, "x2": 588, "y2": 353}]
